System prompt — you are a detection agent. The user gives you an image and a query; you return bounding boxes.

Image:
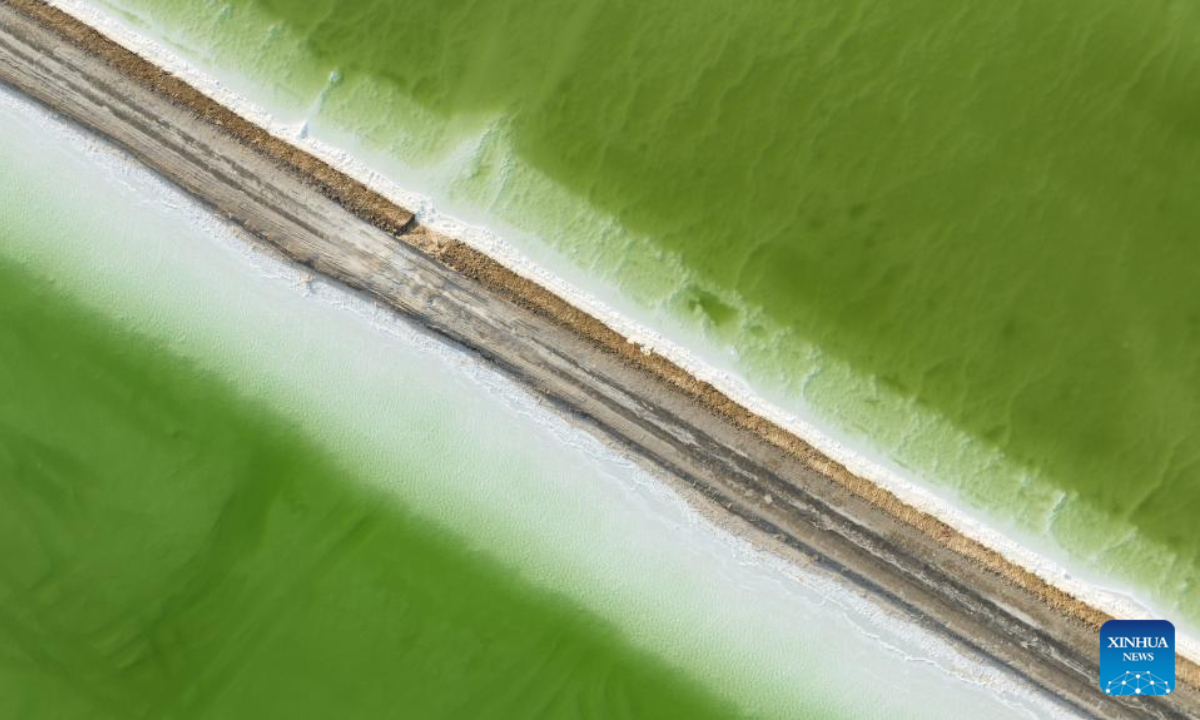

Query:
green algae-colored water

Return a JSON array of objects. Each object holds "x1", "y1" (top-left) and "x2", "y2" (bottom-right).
[
  {"x1": 0, "y1": 253, "x2": 747, "y2": 719},
  {"x1": 97, "y1": 0, "x2": 1200, "y2": 621}
]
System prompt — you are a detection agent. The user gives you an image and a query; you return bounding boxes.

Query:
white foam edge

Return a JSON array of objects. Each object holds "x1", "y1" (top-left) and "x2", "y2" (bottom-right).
[{"x1": 48, "y1": 0, "x2": 1200, "y2": 664}]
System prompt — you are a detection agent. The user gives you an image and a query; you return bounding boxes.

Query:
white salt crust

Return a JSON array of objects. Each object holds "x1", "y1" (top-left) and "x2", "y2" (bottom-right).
[{"x1": 46, "y1": 0, "x2": 1200, "y2": 664}]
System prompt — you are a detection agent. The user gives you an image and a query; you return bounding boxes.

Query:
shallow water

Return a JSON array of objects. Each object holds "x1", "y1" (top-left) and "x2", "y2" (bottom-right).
[{"x1": 88, "y1": 0, "x2": 1200, "y2": 623}]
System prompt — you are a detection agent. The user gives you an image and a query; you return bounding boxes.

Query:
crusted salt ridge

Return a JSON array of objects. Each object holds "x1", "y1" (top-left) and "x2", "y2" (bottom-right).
[{"x1": 48, "y1": 0, "x2": 1200, "y2": 668}]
